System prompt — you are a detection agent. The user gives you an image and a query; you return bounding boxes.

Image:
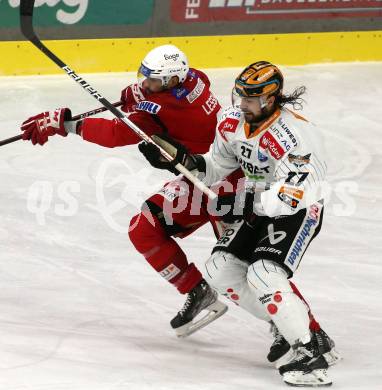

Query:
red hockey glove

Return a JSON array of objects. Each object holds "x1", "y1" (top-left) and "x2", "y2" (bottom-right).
[{"x1": 21, "y1": 108, "x2": 71, "y2": 145}]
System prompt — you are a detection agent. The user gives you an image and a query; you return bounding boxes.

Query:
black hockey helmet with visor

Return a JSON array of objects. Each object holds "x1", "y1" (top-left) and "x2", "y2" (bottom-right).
[{"x1": 232, "y1": 61, "x2": 284, "y2": 109}]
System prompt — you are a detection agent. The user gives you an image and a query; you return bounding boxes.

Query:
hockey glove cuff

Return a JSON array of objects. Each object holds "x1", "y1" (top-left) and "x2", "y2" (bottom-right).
[{"x1": 21, "y1": 108, "x2": 72, "y2": 145}]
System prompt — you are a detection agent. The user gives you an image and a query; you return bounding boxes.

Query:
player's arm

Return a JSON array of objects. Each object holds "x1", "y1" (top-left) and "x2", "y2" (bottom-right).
[
  {"x1": 138, "y1": 116, "x2": 240, "y2": 181},
  {"x1": 120, "y1": 83, "x2": 146, "y2": 113},
  {"x1": 201, "y1": 130, "x2": 240, "y2": 185},
  {"x1": 20, "y1": 108, "x2": 162, "y2": 147},
  {"x1": 252, "y1": 148, "x2": 327, "y2": 218},
  {"x1": 76, "y1": 111, "x2": 162, "y2": 148}
]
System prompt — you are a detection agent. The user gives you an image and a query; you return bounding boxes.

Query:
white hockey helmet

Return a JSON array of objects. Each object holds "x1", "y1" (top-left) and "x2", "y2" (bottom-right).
[{"x1": 138, "y1": 44, "x2": 189, "y2": 87}]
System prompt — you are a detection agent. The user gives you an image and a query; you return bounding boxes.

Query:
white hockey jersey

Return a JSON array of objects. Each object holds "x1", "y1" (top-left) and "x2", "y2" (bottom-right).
[{"x1": 202, "y1": 106, "x2": 327, "y2": 217}]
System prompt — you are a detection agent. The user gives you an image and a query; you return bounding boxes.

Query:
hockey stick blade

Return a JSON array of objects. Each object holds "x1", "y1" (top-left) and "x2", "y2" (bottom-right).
[{"x1": 20, "y1": 0, "x2": 216, "y2": 200}]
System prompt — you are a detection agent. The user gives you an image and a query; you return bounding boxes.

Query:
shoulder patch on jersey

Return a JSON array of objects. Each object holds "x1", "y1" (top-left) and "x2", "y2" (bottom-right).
[
  {"x1": 288, "y1": 153, "x2": 311, "y2": 168},
  {"x1": 171, "y1": 87, "x2": 189, "y2": 100},
  {"x1": 136, "y1": 100, "x2": 162, "y2": 114},
  {"x1": 187, "y1": 69, "x2": 197, "y2": 82},
  {"x1": 186, "y1": 77, "x2": 206, "y2": 103},
  {"x1": 218, "y1": 117, "x2": 239, "y2": 142}
]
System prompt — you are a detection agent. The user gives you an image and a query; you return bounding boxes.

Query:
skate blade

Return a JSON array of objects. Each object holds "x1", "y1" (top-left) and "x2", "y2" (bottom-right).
[
  {"x1": 175, "y1": 300, "x2": 228, "y2": 338},
  {"x1": 274, "y1": 348, "x2": 296, "y2": 369},
  {"x1": 324, "y1": 348, "x2": 341, "y2": 366},
  {"x1": 283, "y1": 369, "x2": 332, "y2": 387}
]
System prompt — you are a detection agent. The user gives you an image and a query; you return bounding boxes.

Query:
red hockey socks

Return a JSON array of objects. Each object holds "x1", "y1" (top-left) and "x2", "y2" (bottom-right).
[{"x1": 129, "y1": 212, "x2": 203, "y2": 294}]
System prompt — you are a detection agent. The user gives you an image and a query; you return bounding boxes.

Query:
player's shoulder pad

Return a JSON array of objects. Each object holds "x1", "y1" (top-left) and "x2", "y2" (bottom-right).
[
  {"x1": 173, "y1": 68, "x2": 210, "y2": 103},
  {"x1": 217, "y1": 106, "x2": 243, "y2": 142},
  {"x1": 122, "y1": 82, "x2": 146, "y2": 104},
  {"x1": 131, "y1": 85, "x2": 164, "y2": 115}
]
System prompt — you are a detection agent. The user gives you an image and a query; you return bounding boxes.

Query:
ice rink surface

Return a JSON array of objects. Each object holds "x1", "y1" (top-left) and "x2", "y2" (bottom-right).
[{"x1": 0, "y1": 63, "x2": 381, "y2": 389}]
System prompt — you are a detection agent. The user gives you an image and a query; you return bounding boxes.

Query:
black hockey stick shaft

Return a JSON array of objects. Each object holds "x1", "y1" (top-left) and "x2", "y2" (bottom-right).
[
  {"x1": 0, "y1": 101, "x2": 122, "y2": 147},
  {"x1": 20, "y1": 0, "x2": 217, "y2": 200}
]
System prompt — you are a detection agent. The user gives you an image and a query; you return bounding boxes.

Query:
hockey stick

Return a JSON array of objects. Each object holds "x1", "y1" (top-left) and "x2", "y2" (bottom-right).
[
  {"x1": 0, "y1": 101, "x2": 122, "y2": 147},
  {"x1": 20, "y1": 0, "x2": 217, "y2": 200}
]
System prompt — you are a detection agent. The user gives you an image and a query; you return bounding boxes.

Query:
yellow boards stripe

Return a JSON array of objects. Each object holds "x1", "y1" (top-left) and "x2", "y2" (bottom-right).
[{"x1": 1, "y1": 31, "x2": 382, "y2": 76}]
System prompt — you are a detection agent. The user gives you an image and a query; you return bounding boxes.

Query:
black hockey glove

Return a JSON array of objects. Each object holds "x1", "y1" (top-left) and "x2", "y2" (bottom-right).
[{"x1": 138, "y1": 134, "x2": 205, "y2": 175}]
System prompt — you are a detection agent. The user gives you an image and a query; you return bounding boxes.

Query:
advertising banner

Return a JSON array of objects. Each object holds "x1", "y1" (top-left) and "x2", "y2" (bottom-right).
[
  {"x1": 172, "y1": 0, "x2": 382, "y2": 22},
  {"x1": 0, "y1": 0, "x2": 154, "y2": 27}
]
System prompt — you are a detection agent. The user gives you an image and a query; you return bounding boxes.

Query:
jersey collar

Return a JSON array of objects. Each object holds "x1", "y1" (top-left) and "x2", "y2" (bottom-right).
[{"x1": 244, "y1": 108, "x2": 281, "y2": 139}]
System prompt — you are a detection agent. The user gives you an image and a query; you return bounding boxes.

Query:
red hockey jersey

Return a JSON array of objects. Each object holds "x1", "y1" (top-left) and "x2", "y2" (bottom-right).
[{"x1": 79, "y1": 69, "x2": 220, "y2": 154}]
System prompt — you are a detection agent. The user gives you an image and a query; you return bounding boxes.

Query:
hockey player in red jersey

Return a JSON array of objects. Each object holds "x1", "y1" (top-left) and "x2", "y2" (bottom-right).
[
  {"x1": 21, "y1": 44, "x2": 228, "y2": 337},
  {"x1": 21, "y1": 46, "x2": 337, "y2": 362}
]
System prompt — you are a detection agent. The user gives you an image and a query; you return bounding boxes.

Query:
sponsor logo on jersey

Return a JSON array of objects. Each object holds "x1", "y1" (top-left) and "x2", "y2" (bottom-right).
[
  {"x1": 238, "y1": 157, "x2": 270, "y2": 176},
  {"x1": 288, "y1": 153, "x2": 311, "y2": 167},
  {"x1": 187, "y1": 70, "x2": 197, "y2": 82},
  {"x1": 259, "y1": 224, "x2": 287, "y2": 245},
  {"x1": 287, "y1": 212, "x2": 320, "y2": 266},
  {"x1": 160, "y1": 264, "x2": 181, "y2": 281},
  {"x1": 220, "y1": 108, "x2": 241, "y2": 122},
  {"x1": 218, "y1": 118, "x2": 239, "y2": 141},
  {"x1": 258, "y1": 149, "x2": 268, "y2": 162},
  {"x1": 276, "y1": 118, "x2": 298, "y2": 147},
  {"x1": 216, "y1": 227, "x2": 239, "y2": 246},
  {"x1": 159, "y1": 182, "x2": 187, "y2": 201},
  {"x1": 260, "y1": 131, "x2": 286, "y2": 160},
  {"x1": 229, "y1": 110, "x2": 242, "y2": 119},
  {"x1": 279, "y1": 186, "x2": 304, "y2": 200},
  {"x1": 186, "y1": 77, "x2": 206, "y2": 103},
  {"x1": 254, "y1": 246, "x2": 282, "y2": 256},
  {"x1": 245, "y1": 174, "x2": 265, "y2": 180},
  {"x1": 136, "y1": 100, "x2": 161, "y2": 114},
  {"x1": 202, "y1": 93, "x2": 219, "y2": 115},
  {"x1": 308, "y1": 204, "x2": 321, "y2": 222},
  {"x1": 172, "y1": 87, "x2": 189, "y2": 99},
  {"x1": 277, "y1": 185, "x2": 304, "y2": 209}
]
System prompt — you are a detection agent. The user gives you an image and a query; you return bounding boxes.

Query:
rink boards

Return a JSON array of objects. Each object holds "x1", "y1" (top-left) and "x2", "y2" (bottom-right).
[{"x1": 1, "y1": 30, "x2": 382, "y2": 76}]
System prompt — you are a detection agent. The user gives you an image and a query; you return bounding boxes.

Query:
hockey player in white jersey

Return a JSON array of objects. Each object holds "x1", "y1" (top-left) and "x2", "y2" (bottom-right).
[{"x1": 138, "y1": 61, "x2": 337, "y2": 386}]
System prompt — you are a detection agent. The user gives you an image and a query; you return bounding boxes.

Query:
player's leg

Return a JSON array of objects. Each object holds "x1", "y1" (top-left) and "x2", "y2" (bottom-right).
[
  {"x1": 269, "y1": 281, "x2": 340, "y2": 368},
  {"x1": 246, "y1": 202, "x2": 334, "y2": 386},
  {"x1": 208, "y1": 172, "x2": 338, "y2": 367},
  {"x1": 128, "y1": 176, "x2": 227, "y2": 337},
  {"x1": 204, "y1": 219, "x2": 272, "y2": 320}
]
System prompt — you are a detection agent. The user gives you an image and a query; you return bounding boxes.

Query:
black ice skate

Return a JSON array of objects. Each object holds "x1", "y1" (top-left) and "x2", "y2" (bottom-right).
[
  {"x1": 311, "y1": 329, "x2": 341, "y2": 367},
  {"x1": 170, "y1": 280, "x2": 228, "y2": 338},
  {"x1": 279, "y1": 339, "x2": 332, "y2": 387},
  {"x1": 267, "y1": 322, "x2": 295, "y2": 369},
  {"x1": 268, "y1": 323, "x2": 340, "y2": 369}
]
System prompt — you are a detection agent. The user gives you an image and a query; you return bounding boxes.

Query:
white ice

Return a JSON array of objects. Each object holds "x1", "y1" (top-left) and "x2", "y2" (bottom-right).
[{"x1": 0, "y1": 63, "x2": 381, "y2": 390}]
